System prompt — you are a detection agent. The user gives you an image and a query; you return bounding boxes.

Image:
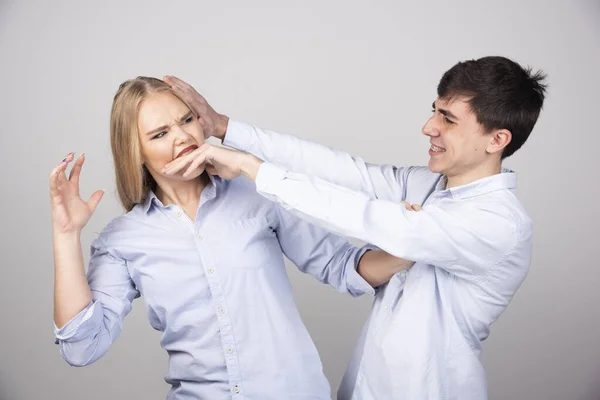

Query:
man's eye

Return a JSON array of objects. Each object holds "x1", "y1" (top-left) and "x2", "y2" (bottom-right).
[
  {"x1": 184, "y1": 117, "x2": 193, "y2": 124},
  {"x1": 444, "y1": 117, "x2": 454, "y2": 125},
  {"x1": 152, "y1": 131, "x2": 167, "y2": 140}
]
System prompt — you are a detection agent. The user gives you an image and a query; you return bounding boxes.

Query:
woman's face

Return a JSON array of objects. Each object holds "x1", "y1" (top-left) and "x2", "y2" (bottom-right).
[{"x1": 137, "y1": 92, "x2": 205, "y2": 181}]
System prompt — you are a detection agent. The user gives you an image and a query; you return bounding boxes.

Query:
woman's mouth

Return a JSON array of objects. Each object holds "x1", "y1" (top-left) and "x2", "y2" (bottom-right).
[{"x1": 176, "y1": 145, "x2": 198, "y2": 159}]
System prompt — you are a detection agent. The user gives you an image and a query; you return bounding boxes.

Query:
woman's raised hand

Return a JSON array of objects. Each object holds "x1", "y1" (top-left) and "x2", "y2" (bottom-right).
[{"x1": 49, "y1": 153, "x2": 104, "y2": 235}]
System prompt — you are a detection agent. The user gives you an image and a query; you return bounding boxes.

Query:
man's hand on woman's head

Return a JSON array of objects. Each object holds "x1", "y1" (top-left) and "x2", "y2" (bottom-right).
[{"x1": 163, "y1": 75, "x2": 229, "y2": 140}]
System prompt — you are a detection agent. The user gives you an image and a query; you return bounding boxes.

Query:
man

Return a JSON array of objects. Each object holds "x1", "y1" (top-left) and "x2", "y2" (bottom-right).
[{"x1": 163, "y1": 55, "x2": 547, "y2": 399}]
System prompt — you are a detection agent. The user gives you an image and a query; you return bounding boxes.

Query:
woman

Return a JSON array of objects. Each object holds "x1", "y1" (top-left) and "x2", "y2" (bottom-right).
[{"x1": 50, "y1": 77, "x2": 408, "y2": 399}]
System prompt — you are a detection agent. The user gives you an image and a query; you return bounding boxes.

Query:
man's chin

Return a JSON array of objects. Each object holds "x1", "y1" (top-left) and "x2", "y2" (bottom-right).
[{"x1": 428, "y1": 159, "x2": 443, "y2": 174}]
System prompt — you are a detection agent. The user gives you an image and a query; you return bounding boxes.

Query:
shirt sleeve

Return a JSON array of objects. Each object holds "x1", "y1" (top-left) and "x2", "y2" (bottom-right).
[
  {"x1": 54, "y1": 236, "x2": 140, "y2": 367},
  {"x1": 256, "y1": 162, "x2": 519, "y2": 282},
  {"x1": 271, "y1": 202, "x2": 375, "y2": 297},
  {"x1": 224, "y1": 119, "x2": 408, "y2": 202}
]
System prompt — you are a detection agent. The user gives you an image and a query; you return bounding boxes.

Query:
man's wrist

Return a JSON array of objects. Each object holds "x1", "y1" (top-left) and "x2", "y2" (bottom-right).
[
  {"x1": 240, "y1": 154, "x2": 263, "y2": 181},
  {"x1": 214, "y1": 114, "x2": 229, "y2": 141}
]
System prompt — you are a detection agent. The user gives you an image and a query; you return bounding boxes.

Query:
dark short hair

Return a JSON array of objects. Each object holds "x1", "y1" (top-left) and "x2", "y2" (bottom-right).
[{"x1": 437, "y1": 56, "x2": 547, "y2": 159}]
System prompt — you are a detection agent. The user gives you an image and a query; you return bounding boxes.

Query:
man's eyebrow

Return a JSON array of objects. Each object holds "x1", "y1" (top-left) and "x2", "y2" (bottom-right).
[{"x1": 433, "y1": 102, "x2": 459, "y2": 120}]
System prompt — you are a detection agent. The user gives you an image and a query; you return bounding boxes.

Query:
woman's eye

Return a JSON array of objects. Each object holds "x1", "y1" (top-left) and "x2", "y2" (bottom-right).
[
  {"x1": 152, "y1": 131, "x2": 167, "y2": 140},
  {"x1": 184, "y1": 117, "x2": 193, "y2": 124}
]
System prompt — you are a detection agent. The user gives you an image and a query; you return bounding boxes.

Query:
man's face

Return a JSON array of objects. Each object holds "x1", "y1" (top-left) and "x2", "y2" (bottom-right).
[{"x1": 422, "y1": 96, "x2": 497, "y2": 182}]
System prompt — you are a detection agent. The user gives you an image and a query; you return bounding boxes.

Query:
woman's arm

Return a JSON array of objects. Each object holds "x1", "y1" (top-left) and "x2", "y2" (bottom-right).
[
  {"x1": 50, "y1": 153, "x2": 103, "y2": 327},
  {"x1": 50, "y1": 153, "x2": 138, "y2": 366},
  {"x1": 357, "y1": 249, "x2": 414, "y2": 288}
]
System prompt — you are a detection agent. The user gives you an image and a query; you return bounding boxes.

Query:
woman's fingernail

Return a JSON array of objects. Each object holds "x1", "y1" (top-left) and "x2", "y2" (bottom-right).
[{"x1": 62, "y1": 158, "x2": 66, "y2": 162}]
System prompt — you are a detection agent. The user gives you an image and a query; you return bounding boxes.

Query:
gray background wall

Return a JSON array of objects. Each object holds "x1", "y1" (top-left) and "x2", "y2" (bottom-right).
[{"x1": 0, "y1": 1, "x2": 598, "y2": 399}]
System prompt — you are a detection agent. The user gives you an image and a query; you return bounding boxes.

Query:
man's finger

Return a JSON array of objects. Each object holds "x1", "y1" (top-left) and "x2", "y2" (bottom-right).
[
  {"x1": 411, "y1": 204, "x2": 423, "y2": 211},
  {"x1": 163, "y1": 146, "x2": 201, "y2": 173},
  {"x1": 164, "y1": 75, "x2": 191, "y2": 91},
  {"x1": 205, "y1": 164, "x2": 218, "y2": 176},
  {"x1": 163, "y1": 75, "x2": 180, "y2": 88},
  {"x1": 164, "y1": 144, "x2": 211, "y2": 175},
  {"x1": 163, "y1": 157, "x2": 192, "y2": 175},
  {"x1": 164, "y1": 76, "x2": 187, "y2": 96},
  {"x1": 183, "y1": 157, "x2": 207, "y2": 177},
  {"x1": 401, "y1": 201, "x2": 412, "y2": 211}
]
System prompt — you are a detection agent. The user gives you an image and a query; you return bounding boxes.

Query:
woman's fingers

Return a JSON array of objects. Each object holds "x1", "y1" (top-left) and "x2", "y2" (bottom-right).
[
  {"x1": 49, "y1": 161, "x2": 68, "y2": 197},
  {"x1": 50, "y1": 153, "x2": 74, "y2": 195},
  {"x1": 87, "y1": 189, "x2": 105, "y2": 213},
  {"x1": 68, "y1": 153, "x2": 85, "y2": 187}
]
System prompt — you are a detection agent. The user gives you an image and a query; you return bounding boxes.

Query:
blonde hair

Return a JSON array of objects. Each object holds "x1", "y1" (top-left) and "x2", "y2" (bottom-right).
[{"x1": 110, "y1": 77, "x2": 195, "y2": 211}]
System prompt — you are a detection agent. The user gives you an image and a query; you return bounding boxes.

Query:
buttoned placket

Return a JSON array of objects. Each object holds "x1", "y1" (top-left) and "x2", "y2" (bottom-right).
[{"x1": 167, "y1": 184, "x2": 245, "y2": 397}]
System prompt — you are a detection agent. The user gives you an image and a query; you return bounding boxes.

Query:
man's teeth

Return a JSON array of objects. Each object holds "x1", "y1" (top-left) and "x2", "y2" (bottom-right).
[{"x1": 430, "y1": 145, "x2": 446, "y2": 152}]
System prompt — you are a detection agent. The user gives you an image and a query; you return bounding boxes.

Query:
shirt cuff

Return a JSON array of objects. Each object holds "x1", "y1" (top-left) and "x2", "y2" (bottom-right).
[
  {"x1": 355, "y1": 243, "x2": 388, "y2": 296},
  {"x1": 54, "y1": 300, "x2": 101, "y2": 344},
  {"x1": 223, "y1": 119, "x2": 253, "y2": 151},
  {"x1": 255, "y1": 162, "x2": 288, "y2": 194},
  {"x1": 346, "y1": 245, "x2": 377, "y2": 297}
]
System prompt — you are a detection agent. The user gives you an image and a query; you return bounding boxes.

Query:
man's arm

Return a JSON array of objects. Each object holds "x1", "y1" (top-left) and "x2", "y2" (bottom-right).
[
  {"x1": 271, "y1": 203, "x2": 411, "y2": 294},
  {"x1": 223, "y1": 120, "x2": 408, "y2": 202},
  {"x1": 245, "y1": 161, "x2": 519, "y2": 281},
  {"x1": 164, "y1": 75, "x2": 407, "y2": 202},
  {"x1": 161, "y1": 144, "x2": 519, "y2": 281}
]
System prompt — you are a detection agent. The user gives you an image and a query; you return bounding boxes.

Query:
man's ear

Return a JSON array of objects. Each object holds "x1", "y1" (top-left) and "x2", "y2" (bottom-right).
[{"x1": 487, "y1": 128, "x2": 512, "y2": 155}]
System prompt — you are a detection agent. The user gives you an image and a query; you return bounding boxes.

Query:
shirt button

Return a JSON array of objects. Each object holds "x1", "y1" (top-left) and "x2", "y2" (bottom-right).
[
  {"x1": 400, "y1": 271, "x2": 407, "y2": 277},
  {"x1": 233, "y1": 385, "x2": 240, "y2": 394},
  {"x1": 176, "y1": 211, "x2": 182, "y2": 217},
  {"x1": 383, "y1": 305, "x2": 389, "y2": 311},
  {"x1": 197, "y1": 233, "x2": 203, "y2": 240},
  {"x1": 226, "y1": 347, "x2": 233, "y2": 354},
  {"x1": 208, "y1": 268, "x2": 215, "y2": 274},
  {"x1": 218, "y1": 307, "x2": 226, "y2": 314}
]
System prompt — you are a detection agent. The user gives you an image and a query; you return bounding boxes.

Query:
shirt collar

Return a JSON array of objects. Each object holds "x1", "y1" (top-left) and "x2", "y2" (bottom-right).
[
  {"x1": 142, "y1": 173, "x2": 220, "y2": 214},
  {"x1": 434, "y1": 168, "x2": 517, "y2": 200}
]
